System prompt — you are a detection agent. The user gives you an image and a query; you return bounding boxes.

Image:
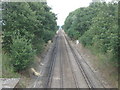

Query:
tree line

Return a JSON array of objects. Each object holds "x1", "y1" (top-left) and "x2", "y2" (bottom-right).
[
  {"x1": 63, "y1": 2, "x2": 119, "y2": 66},
  {"x1": 2, "y1": 2, "x2": 57, "y2": 71}
]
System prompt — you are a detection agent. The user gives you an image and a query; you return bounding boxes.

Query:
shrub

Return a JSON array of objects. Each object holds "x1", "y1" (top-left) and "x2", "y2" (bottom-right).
[
  {"x1": 32, "y1": 38, "x2": 44, "y2": 54},
  {"x1": 10, "y1": 34, "x2": 35, "y2": 72},
  {"x1": 80, "y1": 30, "x2": 93, "y2": 46},
  {"x1": 67, "y1": 29, "x2": 80, "y2": 40},
  {"x1": 43, "y1": 30, "x2": 55, "y2": 43}
]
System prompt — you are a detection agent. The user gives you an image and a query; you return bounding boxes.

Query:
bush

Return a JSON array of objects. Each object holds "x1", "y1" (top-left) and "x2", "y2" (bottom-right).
[
  {"x1": 43, "y1": 30, "x2": 55, "y2": 43},
  {"x1": 65, "y1": 2, "x2": 118, "y2": 65},
  {"x1": 67, "y1": 29, "x2": 80, "y2": 40},
  {"x1": 79, "y1": 30, "x2": 93, "y2": 46},
  {"x1": 32, "y1": 38, "x2": 44, "y2": 54},
  {"x1": 2, "y1": 2, "x2": 57, "y2": 54},
  {"x1": 2, "y1": 53, "x2": 20, "y2": 78},
  {"x1": 2, "y1": 2, "x2": 57, "y2": 74},
  {"x1": 10, "y1": 34, "x2": 35, "y2": 72}
]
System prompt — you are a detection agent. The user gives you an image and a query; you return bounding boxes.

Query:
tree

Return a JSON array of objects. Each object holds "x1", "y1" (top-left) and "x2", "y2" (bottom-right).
[
  {"x1": 64, "y1": 2, "x2": 118, "y2": 65},
  {"x1": 2, "y1": 2, "x2": 57, "y2": 71}
]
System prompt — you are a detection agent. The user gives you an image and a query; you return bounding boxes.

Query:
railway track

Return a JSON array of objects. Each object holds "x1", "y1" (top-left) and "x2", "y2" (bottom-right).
[
  {"x1": 59, "y1": 36, "x2": 63, "y2": 88},
  {"x1": 44, "y1": 35, "x2": 59, "y2": 88},
  {"x1": 63, "y1": 35, "x2": 80, "y2": 88},
  {"x1": 63, "y1": 32, "x2": 104, "y2": 88},
  {"x1": 32, "y1": 30, "x2": 104, "y2": 88},
  {"x1": 64, "y1": 34, "x2": 92, "y2": 88},
  {"x1": 30, "y1": 35, "x2": 59, "y2": 88}
]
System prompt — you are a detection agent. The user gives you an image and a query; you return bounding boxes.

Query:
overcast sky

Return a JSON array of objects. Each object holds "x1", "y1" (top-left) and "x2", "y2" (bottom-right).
[
  {"x1": 47, "y1": 0, "x2": 113, "y2": 26},
  {"x1": 47, "y1": 0, "x2": 93, "y2": 26}
]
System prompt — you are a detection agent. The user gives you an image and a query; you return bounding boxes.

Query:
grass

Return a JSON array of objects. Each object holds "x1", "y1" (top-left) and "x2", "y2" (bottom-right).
[
  {"x1": 87, "y1": 45, "x2": 118, "y2": 66},
  {"x1": 2, "y1": 52, "x2": 20, "y2": 78},
  {"x1": 86, "y1": 45, "x2": 118, "y2": 87}
]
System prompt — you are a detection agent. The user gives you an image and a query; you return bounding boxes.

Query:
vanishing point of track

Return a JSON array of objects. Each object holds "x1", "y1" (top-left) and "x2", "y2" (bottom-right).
[{"x1": 31, "y1": 30, "x2": 104, "y2": 88}]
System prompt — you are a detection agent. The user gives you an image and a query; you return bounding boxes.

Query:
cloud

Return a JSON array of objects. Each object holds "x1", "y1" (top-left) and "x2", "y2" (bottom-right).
[{"x1": 47, "y1": 0, "x2": 92, "y2": 26}]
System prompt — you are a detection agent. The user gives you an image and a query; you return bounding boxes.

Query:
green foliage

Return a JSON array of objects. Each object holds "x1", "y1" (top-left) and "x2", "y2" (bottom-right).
[
  {"x1": 67, "y1": 29, "x2": 80, "y2": 40},
  {"x1": 64, "y1": 3, "x2": 102, "y2": 37},
  {"x1": 2, "y1": 2, "x2": 36, "y2": 52},
  {"x1": 2, "y1": 53, "x2": 20, "y2": 78},
  {"x1": 80, "y1": 30, "x2": 93, "y2": 46},
  {"x1": 2, "y1": 2, "x2": 57, "y2": 72},
  {"x1": 32, "y1": 38, "x2": 44, "y2": 54},
  {"x1": 43, "y1": 30, "x2": 55, "y2": 42},
  {"x1": 10, "y1": 33, "x2": 35, "y2": 71},
  {"x1": 64, "y1": 2, "x2": 118, "y2": 65},
  {"x1": 83, "y1": 3, "x2": 118, "y2": 54},
  {"x1": 26, "y1": 2, "x2": 57, "y2": 53}
]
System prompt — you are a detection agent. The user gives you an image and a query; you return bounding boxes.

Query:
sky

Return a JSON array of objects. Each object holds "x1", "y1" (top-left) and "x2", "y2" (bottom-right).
[
  {"x1": 47, "y1": 0, "x2": 113, "y2": 26},
  {"x1": 47, "y1": 0, "x2": 93, "y2": 26}
]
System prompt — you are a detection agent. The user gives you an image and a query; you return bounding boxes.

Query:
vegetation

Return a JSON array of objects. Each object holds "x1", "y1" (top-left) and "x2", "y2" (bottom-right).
[
  {"x1": 63, "y1": 2, "x2": 119, "y2": 66},
  {"x1": 2, "y1": 2, "x2": 57, "y2": 73},
  {"x1": 10, "y1": 32, "x2": 35, "y2": 72},
  {"x1": 2, "y1": 53, "x2": 20, "y2": 78}
]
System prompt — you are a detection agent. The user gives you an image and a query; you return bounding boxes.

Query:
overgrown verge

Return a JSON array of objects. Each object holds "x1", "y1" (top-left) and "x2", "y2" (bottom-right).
[
  {"x1": 2, "y1": 2, "x2": 57, "y2": 77},
  {"x1": 63, "y1": 1, "x2": 119, "y2": 86},
  {"x1": 63, "y1": 1, "x2": 119, "y2": 67}
]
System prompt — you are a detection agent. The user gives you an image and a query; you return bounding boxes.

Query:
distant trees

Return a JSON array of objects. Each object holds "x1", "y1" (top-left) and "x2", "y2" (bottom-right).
[
  {"x1": 64, "y1": 2, "x2": 118, "y2": 65},
  {"x1": 2, "y1": 2, "x2": 57, "y2": 71}
]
